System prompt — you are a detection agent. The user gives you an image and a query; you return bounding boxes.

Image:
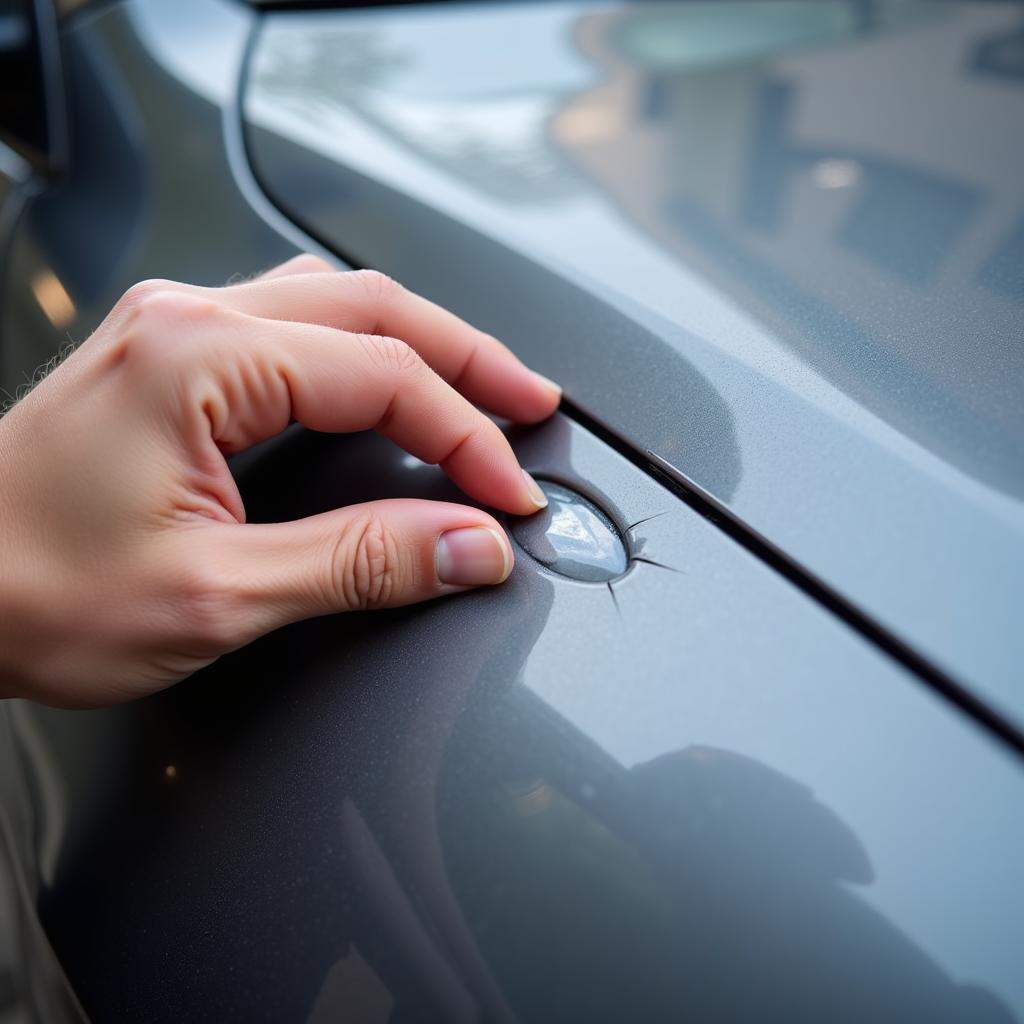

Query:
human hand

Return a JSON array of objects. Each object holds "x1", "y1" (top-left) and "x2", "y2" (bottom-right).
[{"x1": 0, "y1": 255, "x2": 561, "y2": 707}]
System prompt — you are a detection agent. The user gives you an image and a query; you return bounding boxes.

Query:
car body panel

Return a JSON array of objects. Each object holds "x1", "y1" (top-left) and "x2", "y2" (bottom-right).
[
  {"x1": 0, "y1": 1, "x2": 1022, "y2": 1022},
  {"x1": 244, "y1": 0, "x2": 1024, "y2": 728}
]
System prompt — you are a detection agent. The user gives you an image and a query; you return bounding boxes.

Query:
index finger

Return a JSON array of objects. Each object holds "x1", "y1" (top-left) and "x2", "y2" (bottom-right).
[
  {"x1": 129, "y1": 293, "x2": 549, "y2": 516},
  {"x1": 206, "y1": 268, "x2": 563, "y2": 422}
]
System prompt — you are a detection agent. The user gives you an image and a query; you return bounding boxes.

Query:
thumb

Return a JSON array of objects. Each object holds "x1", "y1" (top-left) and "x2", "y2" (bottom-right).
[{"x1": 190, "y1": 499, "x2": 515, "y2": 645}]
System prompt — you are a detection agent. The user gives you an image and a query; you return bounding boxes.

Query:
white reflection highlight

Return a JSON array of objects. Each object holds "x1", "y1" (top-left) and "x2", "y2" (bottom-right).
[{"x1": 812, "y1": 158, "x2": 861, "y2": 190}]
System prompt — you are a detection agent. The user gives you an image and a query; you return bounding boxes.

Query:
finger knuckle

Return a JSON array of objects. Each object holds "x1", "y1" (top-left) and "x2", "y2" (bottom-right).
[
  {"x1": 174, "y1": 558, "x2": 247, "y2": 653},
  {"x1": 357, "y1": 333, "x2": 423, "y2": 377},
  {"x1": 289, "y1": 253, "x2": 334, "y2": 275},
  {"x1": 436, "y1": 417, "x2": 505, "y2": 471},
  {"x1": 116, "y1": 290, "x2": 223, "y2": 369},
  {"x1": 465, "y1": 416, "x2": 501, "y2": 455},
  {"x1": 132, "y1": 289, "x2": 220, "y2": 328},
  {"x1": 332, "y1": 514, "x2": 399, "y2": 611},
  {"x1": 117, "y1": 278, "x2": 177, "y2": 312},
  {"x1": 348, "y1": 268, "x2": 403, "y2": 310}
]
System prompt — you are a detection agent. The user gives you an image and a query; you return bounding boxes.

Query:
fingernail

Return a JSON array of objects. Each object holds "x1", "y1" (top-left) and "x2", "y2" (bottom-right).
[
  {"x1": 532, "y1": 370, "x2": 563, "y2": 400},
  {"x1": 523, "y1": 470, "x2": 548, "y2": 509},
  {"x1": 436, "y1": 527, "x2": 512, "y2": 586}
]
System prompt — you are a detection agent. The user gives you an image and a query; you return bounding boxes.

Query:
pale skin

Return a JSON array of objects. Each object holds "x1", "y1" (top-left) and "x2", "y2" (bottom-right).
[{"x1": 0, "y1": 255, "x2": 561, "y2": 708}]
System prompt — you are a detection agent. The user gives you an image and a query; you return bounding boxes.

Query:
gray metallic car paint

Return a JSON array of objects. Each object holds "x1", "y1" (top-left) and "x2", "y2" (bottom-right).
[
  {"x1": 0, "y1": 0, "x2": 1021, "y2": 1021},
  {"x1": 244, "y1": 1, "x2": 1024, "y2": 730}
]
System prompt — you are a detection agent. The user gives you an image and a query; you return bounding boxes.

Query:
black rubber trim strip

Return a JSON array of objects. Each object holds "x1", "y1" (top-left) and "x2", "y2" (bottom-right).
[{"x1": 559, "y1": 396, "x2": 1024, "y2": 760}]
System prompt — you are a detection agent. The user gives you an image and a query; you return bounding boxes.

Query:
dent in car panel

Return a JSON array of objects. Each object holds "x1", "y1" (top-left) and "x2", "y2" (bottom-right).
[{"x1": 510, "y1": 480, "x2": 628, "y2": 583}]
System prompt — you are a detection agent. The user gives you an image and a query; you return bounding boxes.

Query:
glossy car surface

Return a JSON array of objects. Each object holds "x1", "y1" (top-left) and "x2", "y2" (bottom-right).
[{"x1": 0, "y1": 1, "x2": 1022, "y2": 1021}]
